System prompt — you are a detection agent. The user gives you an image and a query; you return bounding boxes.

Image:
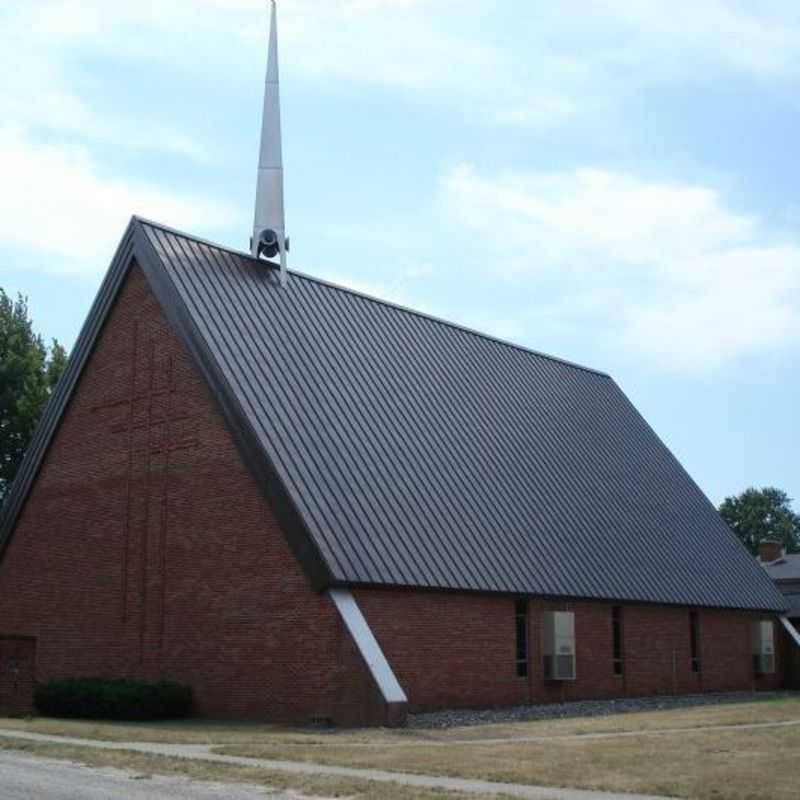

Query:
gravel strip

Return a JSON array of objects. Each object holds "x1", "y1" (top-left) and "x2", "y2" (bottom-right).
[{"x1": 407, "y1": 691, "x2": 796, "y2": 729}]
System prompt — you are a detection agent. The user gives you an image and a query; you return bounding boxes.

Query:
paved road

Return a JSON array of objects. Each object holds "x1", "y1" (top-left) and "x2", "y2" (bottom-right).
[{"x1": 0, "y1": 749, "x2": 282, "y2": 800}]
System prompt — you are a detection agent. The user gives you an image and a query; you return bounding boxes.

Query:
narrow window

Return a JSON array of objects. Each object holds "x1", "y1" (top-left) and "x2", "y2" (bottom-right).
[
  {"x1": 612, "y1": 606, "x2": 624, "y2": 676},
  {"x1": 515, "y1": 599, "x2": 528, "y2": 677},
  {"x1": 689, "y1": 611, "x2": 701, "y2": 673},
  {"x1": 541, "y1": 610, "x2": 576, "y2": 680},
  {"x1": 752, "y1": 620, "x2": 776, "y2": 675}
]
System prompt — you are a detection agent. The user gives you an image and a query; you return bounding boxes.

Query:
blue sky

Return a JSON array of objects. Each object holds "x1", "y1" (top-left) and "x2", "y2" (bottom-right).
[{"x1": 1, "y1": 0, "x2": 798, "y2": 507}]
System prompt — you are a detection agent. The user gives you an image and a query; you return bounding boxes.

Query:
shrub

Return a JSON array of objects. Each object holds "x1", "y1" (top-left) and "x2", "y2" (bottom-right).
[{"x1": 34, "y1": 678, "x2": 192, "y2": 720}]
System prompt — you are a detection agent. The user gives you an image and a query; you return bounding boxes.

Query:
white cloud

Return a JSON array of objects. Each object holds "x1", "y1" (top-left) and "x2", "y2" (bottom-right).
[
  {"x1": 0, "y1": 83, "x2": 213, "y2": 162},
  {"x1": 0, "y1": 127, "x2": 232, "y2": 277},
  {"x1": 0, "y1": 1, "x2": 217, "y2": 159},
  {"x1": 280, "y1": 1, "x2": 800, "y2": 126},
  {"x1": 5, "y1": 0, "x2": 800, "y2": 142},
  {"x1": 443, "y1": 165, "x2": 757, "y2": 268},
  {"x1": 0, "y1": 1, "x2": 231, "y2": 276},
  {"x1": 439, "y1": 163, "x2": 800, "y2": 370},
  {"x1": 5, "y1": 0, "x2": 544, "y2": 130},
  {"x1": 592, "y1": 0, "x2": 800, "y2": 79}
]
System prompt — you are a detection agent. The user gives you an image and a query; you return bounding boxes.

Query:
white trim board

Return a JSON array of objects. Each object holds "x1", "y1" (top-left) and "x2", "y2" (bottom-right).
[
  {"x1": 780, "y1": 615, "x2": 800, "y2": 648},
  {"x1": 328, "y1": 588, "x2": 407, "y2": 705}
]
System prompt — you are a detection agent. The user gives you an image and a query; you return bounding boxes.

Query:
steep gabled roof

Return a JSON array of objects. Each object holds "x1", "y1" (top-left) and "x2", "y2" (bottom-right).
[{"x1": 0, "y1": 218, "x2": 787, "y2": 612}]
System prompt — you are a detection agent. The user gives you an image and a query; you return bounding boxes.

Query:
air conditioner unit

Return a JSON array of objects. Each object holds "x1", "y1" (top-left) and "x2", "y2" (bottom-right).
[
  {"x1": 542, "y1": 611, "x2": 576, "y2": 681},
  {"x1": 752, "y1": 620, "x2": 776, "y2": 675}
]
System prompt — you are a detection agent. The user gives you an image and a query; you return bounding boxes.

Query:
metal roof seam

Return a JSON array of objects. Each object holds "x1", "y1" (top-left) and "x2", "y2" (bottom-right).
[{"x1": 285, "y1": 279, "x2": 452, "y2": 587}]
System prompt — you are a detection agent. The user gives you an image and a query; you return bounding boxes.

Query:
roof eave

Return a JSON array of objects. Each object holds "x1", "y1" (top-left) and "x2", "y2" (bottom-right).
[{"x1": 335, "y1": 579, "x2": 788, "y2": 614}]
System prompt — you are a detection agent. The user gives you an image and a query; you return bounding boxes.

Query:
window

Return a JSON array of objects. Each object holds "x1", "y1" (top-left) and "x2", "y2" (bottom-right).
[
  {"x1": 689, "y1": 611, "x2": 701, "y2": 673},
  {"x1": 515, "y1": 599, "x2": 528, "y2": 677},
  {"x1": 542, "y1": 610, "x2": 576, "y2": 680},
  {"x1": 752, "y1": 620, "x2": 776, "y2": 675},
  {"x1": 612, "y1": 606, "x2": 624, "y2": 676}
]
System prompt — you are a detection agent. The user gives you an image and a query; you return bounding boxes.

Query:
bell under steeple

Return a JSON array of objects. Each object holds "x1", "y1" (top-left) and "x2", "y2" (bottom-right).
[{"x1": 252, "y1": 0, "x2": 288, "y2": 285}]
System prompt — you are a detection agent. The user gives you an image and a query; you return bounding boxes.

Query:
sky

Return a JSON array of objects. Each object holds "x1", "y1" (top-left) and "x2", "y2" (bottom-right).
[{"x1": 1, "y1": 0, "x2": 798, "y2": 508}]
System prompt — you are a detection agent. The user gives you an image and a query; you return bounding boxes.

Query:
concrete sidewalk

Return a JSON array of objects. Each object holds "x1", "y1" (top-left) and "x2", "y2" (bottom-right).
[{"x1": 0, "y1": 727, "x2": 671, "y2": 800}]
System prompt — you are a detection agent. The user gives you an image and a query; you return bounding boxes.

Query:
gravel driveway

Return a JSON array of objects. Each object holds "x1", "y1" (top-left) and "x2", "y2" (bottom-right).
[{"x1": 0, "y1": 749, "x2": 282, "y2": 800}]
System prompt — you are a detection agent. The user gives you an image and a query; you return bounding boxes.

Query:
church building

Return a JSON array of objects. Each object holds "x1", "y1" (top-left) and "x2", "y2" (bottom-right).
[{"x1": 0, "y1": 2, "x2": 790, "y2": 725}]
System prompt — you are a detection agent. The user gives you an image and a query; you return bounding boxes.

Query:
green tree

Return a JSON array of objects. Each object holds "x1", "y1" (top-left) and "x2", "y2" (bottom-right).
[
  {"x1": 0, "y1": 289, "x2": 69, "y2": 506},
  {"x1": 719, "y1": 487, "x2": 800, "y2": 555}
]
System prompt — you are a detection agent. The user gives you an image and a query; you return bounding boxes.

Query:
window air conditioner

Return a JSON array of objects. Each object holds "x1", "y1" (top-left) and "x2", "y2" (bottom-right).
[
  {"x1": 752, "y1": 620, "x2": 776, "y2": 675},
  {"x1": 542, "y1": 611, "x2": 576, "y2": 681}
]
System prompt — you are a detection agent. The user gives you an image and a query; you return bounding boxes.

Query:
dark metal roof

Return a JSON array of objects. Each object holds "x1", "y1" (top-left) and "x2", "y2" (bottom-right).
[
  {"x1": 0, "y1": 218, "x2": 787, "y2": 612},
  {"x1": 762, "y1": 555, "x2": 800, "y2": 582},
  {"x1": 783, "y1": 594, "x2": 800, "y2": 618}
]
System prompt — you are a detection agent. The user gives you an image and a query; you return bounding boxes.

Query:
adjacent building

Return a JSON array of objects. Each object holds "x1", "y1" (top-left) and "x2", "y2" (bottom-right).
[
  {"x1": 759, "y1": 541, "x2": 800, "y2": 688},
  {"x1": 759, "y1": 541, "x2": 800, "y2": 621}
]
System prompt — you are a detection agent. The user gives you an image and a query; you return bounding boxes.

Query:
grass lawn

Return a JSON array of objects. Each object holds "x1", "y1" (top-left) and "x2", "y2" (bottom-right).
[
  {"x1": 0, "y1": 738, "x2": 495, "y2": 800},
  {"x1": 2, "y1": 696, "x2": 799, "y2": 746},
  {"x1": 2, "y1": 695, "x2": 800, "y2": 799},
  {"x1": 217, "y1": 722, "x2": 800, "y2": 799}
]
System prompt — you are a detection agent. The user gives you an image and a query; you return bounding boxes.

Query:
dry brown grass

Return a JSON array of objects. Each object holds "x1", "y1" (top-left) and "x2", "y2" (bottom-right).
[
  {"x1": 0, "y1": 716, "x2": 288, "y2": 745},
  {"x1": 1, "y1": 696, "x2": 798, "y2": 747},
  {"x1": 2, "y1": 697, "x2": 800, "y2": 799},
  {"x1": 0, "y1": 737, "x2": 516, "y2": 800},
  {"x1": 216, "y1": 726, "x2": 799, "y2": 800}
]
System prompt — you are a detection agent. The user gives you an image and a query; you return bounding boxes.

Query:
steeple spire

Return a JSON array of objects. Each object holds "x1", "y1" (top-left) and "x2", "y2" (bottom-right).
[{"x1": 252, "y1": 0, "x2": 288, "y2": 285}]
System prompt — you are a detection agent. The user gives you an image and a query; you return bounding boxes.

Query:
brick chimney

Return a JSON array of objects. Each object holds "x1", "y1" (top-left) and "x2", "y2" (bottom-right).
[{"x1": 758, "y1": 540, "x2": 783, "y2": 563}]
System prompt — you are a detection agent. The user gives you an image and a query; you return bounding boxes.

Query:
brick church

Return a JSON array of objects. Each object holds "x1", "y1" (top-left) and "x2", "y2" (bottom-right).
[{"x1": 0, "y1": 3, "x2": 791, "y2": 726}]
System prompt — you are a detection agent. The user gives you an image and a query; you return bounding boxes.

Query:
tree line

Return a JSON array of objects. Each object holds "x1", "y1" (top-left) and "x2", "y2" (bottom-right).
[{"x1": 1, "y1": 289, "x2": 68, "y2": 504}]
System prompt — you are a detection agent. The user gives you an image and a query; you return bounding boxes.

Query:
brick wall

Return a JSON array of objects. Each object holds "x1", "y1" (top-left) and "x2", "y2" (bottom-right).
[
  {"x1": 0, "y1": 637, "x2": 36, "y2": 716},
  {"x1": 354, "y1": 589, "x2": 529, "y2": 710},
  {"x1": 0, "y1": 263, "x2": 383, "y2": 724},
  {"x1": 356, "y1": 589, "x2": 782, "y2": 712}
]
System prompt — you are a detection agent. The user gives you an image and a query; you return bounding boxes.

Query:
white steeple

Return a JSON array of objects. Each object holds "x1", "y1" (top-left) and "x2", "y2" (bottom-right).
[{"x1": 252, "y1": 0, "x2": 288, "y2": 285}]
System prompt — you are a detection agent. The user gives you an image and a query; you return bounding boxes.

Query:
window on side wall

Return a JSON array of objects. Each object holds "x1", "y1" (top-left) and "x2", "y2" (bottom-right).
[
  {"x1": 612, "y1": 606, "x2": 624, "y2": 676},
  {"x1": 542, "y1": 610, "x2": 576, "y2": 680},
  {"x1": 515, "y1": 599, "x2": 528, "y2": 677},
  {"x1": 752, "y1": 620, "x2": 776, "y2": 675},
  {"x1": 689, "y1": 611, "x2": 701, "y2": 673}
]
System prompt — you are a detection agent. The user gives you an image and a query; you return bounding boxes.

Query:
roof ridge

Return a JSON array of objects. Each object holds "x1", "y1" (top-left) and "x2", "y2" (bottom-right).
[{"x1": 134, "y1": 217, "x2": 611, "y2": 380}]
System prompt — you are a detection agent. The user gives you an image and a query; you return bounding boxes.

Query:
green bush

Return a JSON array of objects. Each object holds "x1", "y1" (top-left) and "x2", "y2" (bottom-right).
[{"x1": 34, "y1": 678, "x2": 192, "y2": 720}]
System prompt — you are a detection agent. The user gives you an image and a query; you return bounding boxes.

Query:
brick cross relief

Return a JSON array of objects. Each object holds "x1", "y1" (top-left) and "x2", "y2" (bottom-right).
[{"x1": 91, "y1": 320, "x2": 198, "y2": 663}]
